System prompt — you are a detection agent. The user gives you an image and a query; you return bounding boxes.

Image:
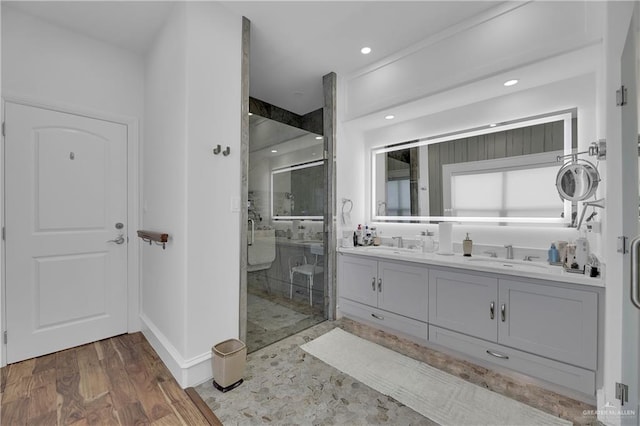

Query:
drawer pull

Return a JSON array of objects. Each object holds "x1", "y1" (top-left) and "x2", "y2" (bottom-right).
[
  {"x1": 501, "y1": 304, "x2": 506, "y2": 322},
  {"x1": 371, "y1": 313, "x2": 384, "y2": 321},
  {"x1": 378, "y1": 278, "x2": 382, "y2": 292},
  {"x1": 486, "y1": 350, "x2": 509, "y2": 360},
  {"x1": 371, "y1": 277, "x2": 376, "y2": 291},
  {"x1": 490, "y1": 301, "x2": 495, "y2": 320}
]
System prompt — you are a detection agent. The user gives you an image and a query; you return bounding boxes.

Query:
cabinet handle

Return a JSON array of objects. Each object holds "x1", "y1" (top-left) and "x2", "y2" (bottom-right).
[
  {"x1": 486, "y1": 349, "x2": 509, "y2": 360},
  {"x1": 378, "y1": 278, "x2": 382, "y2": 292},
  {"x1": 490, "y1": 302, "x2": 495, "y2": 320},
  {"x1": 371, "y1": 313, "x2": 384, "y2": 320},
  {"x1": 501, "y1": 304, "x2": 506, "y2": 322},
  {"x1": 371, "y1": 277, "x2": 376, "y2": 291}
]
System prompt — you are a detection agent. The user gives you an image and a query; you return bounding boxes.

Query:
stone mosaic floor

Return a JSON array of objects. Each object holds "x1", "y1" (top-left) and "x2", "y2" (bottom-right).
[
  {"x1": 197, "y1": 318, "x2": 600, "y2": 425},
  {"x1": 246, "y1": 274, "x2": 325, "y2": 353}
]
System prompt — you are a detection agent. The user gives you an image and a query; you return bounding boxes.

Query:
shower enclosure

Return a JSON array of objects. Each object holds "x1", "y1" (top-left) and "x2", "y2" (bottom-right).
[{"x1": 244, "y1": 114, "x2": 327, "y2": 352}]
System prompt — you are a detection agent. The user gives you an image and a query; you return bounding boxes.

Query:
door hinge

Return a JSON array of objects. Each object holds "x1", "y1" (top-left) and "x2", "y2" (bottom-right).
[
  {"x1": 616, "y1": 382, "x2": 629, "y2": 406},
  {"x1": 616, "y1": 85, "x2": 628, "y2": 106},
  {"x1": 618, "y1": 236, "x2": 628, "y2": 254},
  {"x1": 3, "y1": 331, "x2": 6, "y2": 344}
]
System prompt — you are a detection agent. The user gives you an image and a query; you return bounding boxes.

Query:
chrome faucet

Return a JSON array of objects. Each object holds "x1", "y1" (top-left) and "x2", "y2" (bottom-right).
[
  {"x1": 504, "y1": 245, "x2": 514, "y2": 260},
  {"x1": 392, "y1": 236, "x2": 404, "y2": 248}
]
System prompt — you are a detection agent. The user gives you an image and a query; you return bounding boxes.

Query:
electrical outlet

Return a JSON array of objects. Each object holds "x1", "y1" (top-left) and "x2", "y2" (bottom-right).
[{"x1": 586, "y1": 222, "x2": 601, "y2": 233}]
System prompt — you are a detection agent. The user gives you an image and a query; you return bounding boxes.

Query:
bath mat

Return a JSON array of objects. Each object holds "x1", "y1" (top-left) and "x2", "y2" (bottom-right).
[
  {"x1": 301, "y1": 328, "x2": 571, "y2": 426},
  {"x1": 247, "y1": 294, "x2": 309, "y2": 331}
]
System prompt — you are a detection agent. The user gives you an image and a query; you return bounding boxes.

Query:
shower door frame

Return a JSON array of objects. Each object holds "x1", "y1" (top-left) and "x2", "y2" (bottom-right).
[{"x1": 238, "y1": 18, "x2": 337, "y2": 343}]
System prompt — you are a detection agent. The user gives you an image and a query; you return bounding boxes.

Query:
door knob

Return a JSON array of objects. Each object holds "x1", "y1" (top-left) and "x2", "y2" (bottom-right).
[{"x1": 107, "y1": 234, "x2": 125, "y2": 245}]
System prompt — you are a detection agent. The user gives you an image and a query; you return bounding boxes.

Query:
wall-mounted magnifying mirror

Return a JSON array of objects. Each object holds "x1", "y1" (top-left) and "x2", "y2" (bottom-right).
[{"x1": 555, "y1": 159, "x2": 600, "y2": 202}]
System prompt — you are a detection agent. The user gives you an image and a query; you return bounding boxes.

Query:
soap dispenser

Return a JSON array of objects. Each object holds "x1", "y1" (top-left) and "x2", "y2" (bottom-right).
[
  {"x1": 463, "y1": 233, "x2": 473, "y2": 257},
  {"x1": 548, "y1": 243, "x2": 559, "y2": 263}
]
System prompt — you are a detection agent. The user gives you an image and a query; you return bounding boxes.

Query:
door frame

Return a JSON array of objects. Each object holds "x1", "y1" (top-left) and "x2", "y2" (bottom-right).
[{"x1": 0, "y1": 93, "x2": 141, "y2": 367}]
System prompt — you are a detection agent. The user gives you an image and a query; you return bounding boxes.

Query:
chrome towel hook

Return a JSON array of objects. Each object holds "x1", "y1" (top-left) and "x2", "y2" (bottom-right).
[{"x1": 213, "y1": 145, "x2": 221, "y2": 155}]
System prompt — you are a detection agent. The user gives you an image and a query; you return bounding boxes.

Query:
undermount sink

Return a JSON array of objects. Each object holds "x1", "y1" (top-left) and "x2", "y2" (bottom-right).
[
  {"x1": 359, "y1": 246, "x2": 421, "y2": 255},
  {"x1": 465, "y1": 257, "x2": 551, "y2": 271}
]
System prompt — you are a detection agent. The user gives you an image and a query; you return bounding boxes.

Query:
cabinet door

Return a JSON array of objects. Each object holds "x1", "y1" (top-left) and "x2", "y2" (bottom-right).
[
  {"x1": 338, "y1": 255, "x2": 378, "y2": 307},
  {"x1": 378, "y1": 260, "x2": 428, "y2": 321},
  {"x1": 498, "y1": 279, "x2": 598, "y2": 370},
  {"x1": 429, "y1": 269, "x2": 498, "y2": 341}
]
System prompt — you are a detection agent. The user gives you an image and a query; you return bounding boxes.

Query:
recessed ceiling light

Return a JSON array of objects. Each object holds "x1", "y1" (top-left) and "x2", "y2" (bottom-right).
[
  {"x1": 489, "y1": 123, "x2": 497, "y2": 128},
  {"x1": 315, "y1": 136, "x2": 323, "y2": 140},
  {"x1": 361, "y1": 47, "x2": 372, "y2": 55},
  {"x1": 503, "y1": 79, "x2": 519, "y2": 87},
  {"x1": 271, "y1": 149, "x2": 278, "y2": 153},
  {"x1": 385, "y1": 115, "x2": 395, "y2": 120},
  {"x1": 248, "y1": 112, "x2": 253, "y2": 116}
]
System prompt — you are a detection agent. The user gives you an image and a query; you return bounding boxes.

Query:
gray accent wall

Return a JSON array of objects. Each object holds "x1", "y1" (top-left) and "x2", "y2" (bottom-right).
[{"x1": 428, "y1": 119, "x2": 577, "y2": 216}]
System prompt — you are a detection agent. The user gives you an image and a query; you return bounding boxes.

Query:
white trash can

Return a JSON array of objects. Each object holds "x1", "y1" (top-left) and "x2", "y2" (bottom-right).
[{"x1": 212, "y1": 338, "x2": 246, "y2": 392}]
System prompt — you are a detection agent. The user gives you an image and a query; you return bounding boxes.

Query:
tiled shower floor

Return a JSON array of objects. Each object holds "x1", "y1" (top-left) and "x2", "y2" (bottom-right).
[{"x1": 246, "y1": 273, "x2": 325, "y2": 353}]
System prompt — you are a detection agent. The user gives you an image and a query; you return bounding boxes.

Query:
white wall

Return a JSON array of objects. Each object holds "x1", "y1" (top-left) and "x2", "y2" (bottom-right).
[
  {"x1": 183, "y1": 1, "x2": 242, "y2": 364},
  {"x1": 1, "y1": 6, "x2": 145, "y2": 367},
  {"x1": 141, "y1": 2, "x2": 243, "y2": 387},
  {"x1": 141, "y1": 2, "x2": 189, "y2": 374},
  {"x1": 1, "y1": 6, "x2": 144, "y2": 118}
]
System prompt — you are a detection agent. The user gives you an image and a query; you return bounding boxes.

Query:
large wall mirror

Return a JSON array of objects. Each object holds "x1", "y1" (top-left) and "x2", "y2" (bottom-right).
[
  {"x1": 372, "y1": 111, "x2": 578, "y2": 225},
  {"x1": 249, "y1": 114, "x2": 324, "y2": 223},
  {"x1": 271, "y1": 161, "x2": 324, "y2": 219}
]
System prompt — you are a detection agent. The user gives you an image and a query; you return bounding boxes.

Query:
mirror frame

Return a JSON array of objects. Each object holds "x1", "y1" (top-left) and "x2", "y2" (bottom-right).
[{"x1": 371, "y1": 112, "x2": 574, "y2": 225}]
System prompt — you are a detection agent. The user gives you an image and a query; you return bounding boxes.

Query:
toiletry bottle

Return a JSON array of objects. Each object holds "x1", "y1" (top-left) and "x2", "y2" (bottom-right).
[
  {"x1": 365, "y1": 225, "x2": 372, "y2": 245},
  {"x1": 356, "y1": 224, "x2": 363, "y2": 246},
  {"x1": 353, "y1": 231, "x2": 357, "y2": 247},
  {"x1": 371, "y1": 227, "x2": 380, "y2": 246},
  {"x1": 463, "y1": 233, "x2": 473, "y2": 257},
  {"x1": 420, "y1": 231, "x2": 427, "y2": 253},
  {"x1": 574, "y1": 237, "x2": 589, "y2": 272},
  {"x1": 548, "y1": 243, "x2": 559, "y2": 263}
]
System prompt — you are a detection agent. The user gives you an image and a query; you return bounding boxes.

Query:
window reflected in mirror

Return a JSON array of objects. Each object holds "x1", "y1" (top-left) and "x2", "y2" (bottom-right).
[{"x1": 373, "y1": 112, "x2": 577, "y2": 225}]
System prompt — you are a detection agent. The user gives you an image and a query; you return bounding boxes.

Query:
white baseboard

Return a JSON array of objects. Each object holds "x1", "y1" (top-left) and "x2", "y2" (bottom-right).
[{"x1": 139, "y1": 314, "x2": 213, "y2": 388}]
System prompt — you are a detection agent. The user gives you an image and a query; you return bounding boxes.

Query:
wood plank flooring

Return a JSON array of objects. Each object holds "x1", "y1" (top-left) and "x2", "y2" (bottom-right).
[{"x1": 0, "y1": 333, "x2": 215, "y2": 425}]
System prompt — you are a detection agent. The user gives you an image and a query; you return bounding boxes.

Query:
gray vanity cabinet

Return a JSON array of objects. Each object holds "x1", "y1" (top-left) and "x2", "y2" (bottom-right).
[
  {"x1": 338, "y1": 254, "x2": 429, "y2": 342},
  {"x1": 338, "y1": 251, "x2": 602, "y2": 399},
  {"x1": 377, "y1": 260, "x2": 429, "y2": 322},
  {"x1": 428, "y1": 269, "x2": 598, "y2": 369},
  {"x1": 428, "y1": 269, "x2": 498, "y2": 341},
  {"x1": 497, "y1": 279, "x2": 598, "y2": 370},
  {"x1": 339, "y1": 254, "x2": 428, "y2": 321},
  {"x1": 338, "y1": 255, "x2": 378, "y2": 307}
]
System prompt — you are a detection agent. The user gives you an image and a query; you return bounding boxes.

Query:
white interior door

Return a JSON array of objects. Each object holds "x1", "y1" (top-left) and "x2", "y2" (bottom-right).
[{"x1": 4, "y1": 102, "x2": 128, "y2": 363}]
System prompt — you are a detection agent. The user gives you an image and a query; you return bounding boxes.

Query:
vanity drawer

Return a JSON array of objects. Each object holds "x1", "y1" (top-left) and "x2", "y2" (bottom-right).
[
  {"x1": 339, "y1": 298, "x2": 428, "y2": 344},
  {"x1": 428, "y1": 325, "x2": 595, "y2": 397}
]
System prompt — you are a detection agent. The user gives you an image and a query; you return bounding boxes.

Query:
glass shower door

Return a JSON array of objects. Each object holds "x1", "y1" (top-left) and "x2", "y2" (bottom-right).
[{"x1": 245, "y1": 114, "x2": 326, "y2": 353}]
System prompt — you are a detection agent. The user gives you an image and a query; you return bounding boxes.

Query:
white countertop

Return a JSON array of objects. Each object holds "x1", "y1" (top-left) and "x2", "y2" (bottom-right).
[{"x1": 338, "y1": 246, "x2": 604, "y2": 288}]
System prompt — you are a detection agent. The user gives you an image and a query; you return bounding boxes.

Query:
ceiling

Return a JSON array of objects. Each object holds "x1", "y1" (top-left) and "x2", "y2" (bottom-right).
[{"x1": 4, "y1": 1, "x2": 502, "y2": 115}]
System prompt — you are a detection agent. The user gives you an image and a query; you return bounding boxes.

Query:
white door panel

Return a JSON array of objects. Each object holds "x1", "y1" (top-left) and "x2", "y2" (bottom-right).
[{"x1": 5, "y1": 102, "x2": 128, "y2": 363}]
